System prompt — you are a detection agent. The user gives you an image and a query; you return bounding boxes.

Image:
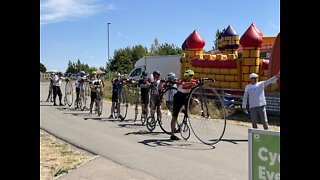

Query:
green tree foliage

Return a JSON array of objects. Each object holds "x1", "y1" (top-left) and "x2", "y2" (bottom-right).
[
  {"x1": 40, "y1": 62, "x2": 47, "y2": 73},
  {"x1": 65, "y1": 59, "x2": 91, "y2": 74},
  {"x1": 107, "y1": 38, "x2": 182, "y2": 75},
  {"x1": 213, "y1": 29, "x2": 222, "y2": 50},
  {"x1": 109, "y1": 45, "x2": 148, "y2": 75},
  {"x1": 149, "y1": 38, "x2": 182, "y2": 55},
  {"x1": 149, "y1": 38, "x2": 160, "y2": 55}
]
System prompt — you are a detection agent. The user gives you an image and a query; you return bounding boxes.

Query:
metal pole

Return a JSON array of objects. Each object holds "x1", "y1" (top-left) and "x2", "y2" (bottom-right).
[{"x1": 107, "y1": 22, "x2": 111, "y2": 79}]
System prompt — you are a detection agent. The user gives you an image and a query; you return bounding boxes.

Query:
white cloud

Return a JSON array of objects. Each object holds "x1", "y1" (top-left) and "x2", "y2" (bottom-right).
[{"x1": 40, "y1": 0, "x2": 115, "y2": 25}]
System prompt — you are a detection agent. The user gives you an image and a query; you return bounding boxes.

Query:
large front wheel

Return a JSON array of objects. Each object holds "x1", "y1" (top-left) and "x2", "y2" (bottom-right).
[
  {"x1": 158, "y1": 87, "x2": 178, "y2": 134},
  {"x1": 65, "y1": 81, "x2": 74, "y2": 107},
  {"x1": 118, "y1": 90, "x2": 128, "y2": 120},
  {"x1": 187, "y1": 85, "x2": 226, "y2": 145}
]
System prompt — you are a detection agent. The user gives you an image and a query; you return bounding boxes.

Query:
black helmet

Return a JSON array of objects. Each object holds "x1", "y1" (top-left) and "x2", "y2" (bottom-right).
[
  {"x1": 152, "y1": 71, "x2": 160, "y2": 76},
  {"x1": 142, "y1": 70, "x2": 148, "y2": 76}
]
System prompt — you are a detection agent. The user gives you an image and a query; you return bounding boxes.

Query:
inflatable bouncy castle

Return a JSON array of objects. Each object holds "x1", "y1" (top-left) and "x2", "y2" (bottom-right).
[{"x1": 180, "y1": 23, "x2": 280, "y2": 93}]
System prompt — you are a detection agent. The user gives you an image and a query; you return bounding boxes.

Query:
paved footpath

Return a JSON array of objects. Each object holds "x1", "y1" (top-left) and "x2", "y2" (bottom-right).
[{"x1": 56, "y1": 156, "x2": 160, "y2": 180}]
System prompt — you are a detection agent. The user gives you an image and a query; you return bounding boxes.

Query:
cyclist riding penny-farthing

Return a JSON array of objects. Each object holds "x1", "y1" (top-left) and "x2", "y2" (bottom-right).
[
  {"x1": 89, "y1": 71, "x2": 104, "y2": 115},
  {"x1": 169, "y1": 69, "x2": 197, "y2": 140},
  {"x1": 75, "y1": 71, "x2": 87, "y2": 108},
  {"x1": 146, "y1": 71, "x2": 164, "y2": 131},
  {"x1": 109, "y1": 73, "x2": 123, "y2": 119},
  {"x1": 163, "y1": 72, "x2": 178, "y2": 111},
  {"x1": 138, "y1": 70, "x2": 151, "y2": 124}
]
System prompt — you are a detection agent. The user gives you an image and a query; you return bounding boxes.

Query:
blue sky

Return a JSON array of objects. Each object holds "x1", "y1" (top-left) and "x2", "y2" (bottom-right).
[{"x1": 40, "y1": 0, "x2": 280, "y2": 72}]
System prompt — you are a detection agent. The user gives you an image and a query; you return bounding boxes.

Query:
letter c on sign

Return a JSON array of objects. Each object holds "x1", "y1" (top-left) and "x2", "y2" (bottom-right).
[{"x1": 258, "y1": 147, "x2": 268, "y2": 161}]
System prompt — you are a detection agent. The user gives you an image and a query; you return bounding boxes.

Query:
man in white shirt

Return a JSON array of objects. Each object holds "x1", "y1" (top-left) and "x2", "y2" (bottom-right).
[
  {"x1": 52, "y1": 72, "x2": 66, "y2": 106},
  {"x1": 242, "y1": 71, "x2": 280, "y2": 130}
]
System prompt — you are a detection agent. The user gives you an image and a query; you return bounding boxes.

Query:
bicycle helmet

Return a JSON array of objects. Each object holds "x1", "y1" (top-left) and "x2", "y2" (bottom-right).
[
  {"x1": 249, "y1": 73, "x2": 259, "y2": 79},
  {"x1": 167, "y1": 72, "x2": 176, "y2": 81},
  {"x1": 184, "y1": 69, "x2": 194, "y2": 76},
  {"x1": 142, "y1": 70, "x2": 148, "y2": 76},
  {"x1": 80, "y1": 71, "x2": 85, "y2": 75},
  {"x1": 115, "y1": 72, "x2": 121, "y2": 77},
  {"x1": 92, "y1": 71, "x2": 97, "y2": 75},
  {"x1": 152, "y1": 71, "x2": 161, "y2": 76}
]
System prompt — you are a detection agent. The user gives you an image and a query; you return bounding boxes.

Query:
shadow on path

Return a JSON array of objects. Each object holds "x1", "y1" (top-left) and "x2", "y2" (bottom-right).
[
  {"x1": 219, "y1": 138, "x2": 248, "y2": 144},
  {"x1": 138, "y1": 138, "x2": 215, "y2": 150}
]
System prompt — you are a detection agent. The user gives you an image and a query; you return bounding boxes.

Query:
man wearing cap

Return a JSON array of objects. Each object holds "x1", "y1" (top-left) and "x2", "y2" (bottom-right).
[{"x1": 242, "y1": 71, "x2": 280, "y2": 130}]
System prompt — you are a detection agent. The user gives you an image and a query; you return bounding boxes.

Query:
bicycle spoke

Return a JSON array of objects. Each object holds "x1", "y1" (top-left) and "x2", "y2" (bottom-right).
[{"x1": 187, "y1": 85, "x2": 226, "y2": 145}]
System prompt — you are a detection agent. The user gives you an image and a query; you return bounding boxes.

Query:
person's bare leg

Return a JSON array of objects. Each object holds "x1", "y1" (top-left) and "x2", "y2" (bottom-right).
[{"x1": 171, "y1": 116, "x2": 177, "y2": 136}]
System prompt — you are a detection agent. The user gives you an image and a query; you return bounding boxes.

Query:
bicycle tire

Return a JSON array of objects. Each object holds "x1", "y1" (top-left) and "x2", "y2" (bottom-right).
[
  {"x1": 80, "y1": 86, "x2": 86, "y2": 111},
  {"x1": 98, "y1": 100, "x2": 103, "y2": 116},
  {"x1": 133, "y1": 86, "x2": 139, "y2": 122},
  {"x1": 141, "y1": 112, "x2": 147, "y2": 125},
  {"x1": 179, "y1": 116, "x2": 191, "y2": 140},
  {"x1": 97, "y1": 91, "x2": 103, "y2": 116},
  {"x1": 118, "y1": 88, "x2": 128, "y2": 120},
  {"x1": 187, "y1": 85, "x2": 226, "y2": 145},
  {"x1": 113, "y1": 103, "x2": 118, "y2": 118},
  {"x1": 50, "y1": 91, "x2": 54, "y2": 102},
  {"x1": 146, "y1": 116, "x2": 156, "y2": 132},
  {"x1": 65, "y1": 81, "x2": 74, "y2": 107},
  {"x1": 157, "y1": 87, "x2": 178, "y2": 134},
  {"x1": 134, "y1": 97, "x2": 139, "y2": 122}
]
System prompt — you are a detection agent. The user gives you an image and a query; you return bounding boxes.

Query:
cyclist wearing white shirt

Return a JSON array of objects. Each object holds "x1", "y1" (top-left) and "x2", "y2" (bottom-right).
[
  {"x1": 89, "y1": 72, "x2": 104, "y2": 114},
  {"x1": 242, "y1": 71, "x2": 280, "y2": 130},
  {"x1": 149, "y1": 71, "x2": 164, "y2": 118},
  {"x1": 46, "y1": 73, "x2": 55, "y2": 102},
  {"x1": 52, "y1": 72, "x2": 65, "y2": 106},
  {"x1": 75, "y1": 71, "x2": 87, "y2": 105}
]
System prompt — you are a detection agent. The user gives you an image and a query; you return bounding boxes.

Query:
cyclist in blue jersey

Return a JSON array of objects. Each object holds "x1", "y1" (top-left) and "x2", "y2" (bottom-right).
[{"x1": 109, "y1": 73, "x2": 123, "y2": 119}]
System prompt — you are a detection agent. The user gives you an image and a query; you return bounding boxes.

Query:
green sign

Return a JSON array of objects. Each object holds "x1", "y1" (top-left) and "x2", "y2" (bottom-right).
[{"x1": 249, "y1": 129, "x2": 280, "y2": 180}]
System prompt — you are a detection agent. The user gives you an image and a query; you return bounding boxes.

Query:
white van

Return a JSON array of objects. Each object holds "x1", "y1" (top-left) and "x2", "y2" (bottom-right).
[{"x1": 125, "y1": 55, "x2": 181, "y2": 80}]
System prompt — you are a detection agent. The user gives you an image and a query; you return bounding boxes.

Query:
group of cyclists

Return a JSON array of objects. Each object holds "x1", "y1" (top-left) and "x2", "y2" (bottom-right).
[
  {"x1": 46, "y1": 70, "x2": 105, "y2": 114},
  {"x1": 46, "y1": 69, "x2": 198, "y2": 140},
  {"x1": 124, "y1": 69, "x2": 197, "y2": 140}
]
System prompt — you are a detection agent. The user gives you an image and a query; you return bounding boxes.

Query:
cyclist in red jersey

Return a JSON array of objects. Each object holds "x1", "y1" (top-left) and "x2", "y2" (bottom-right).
[{"x1": 170, "y1": 69, "x2": 197, "y2": 140}]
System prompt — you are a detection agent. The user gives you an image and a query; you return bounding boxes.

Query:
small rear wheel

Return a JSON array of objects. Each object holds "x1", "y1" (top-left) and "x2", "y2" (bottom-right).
[
  {"x1": 179, "y1": 116, "x2": 190, "y2": 140},
  {"x1": 146, "y1": 116, "x2": 156, "y2": 132}
]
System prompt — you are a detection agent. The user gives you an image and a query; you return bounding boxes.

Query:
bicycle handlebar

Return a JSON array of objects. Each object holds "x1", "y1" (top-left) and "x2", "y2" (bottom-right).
[{"x1": 197, "y1": 78, "x2": 215, "y2": 84}]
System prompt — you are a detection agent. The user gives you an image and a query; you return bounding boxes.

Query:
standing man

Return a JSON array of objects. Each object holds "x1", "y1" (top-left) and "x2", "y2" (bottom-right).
[
  {"x1": 52, "y1": 72, "x2": 66, "y2": 106},
  {"x1": 242, "y1": 71, "x2": 280, "y2": 130},
  {"x1": 109, "y1": 72, "x2": 123, "y2": 119},
  {"x1": 45, "y1": 73, "x2": 55, "y2": 102},
  {"x1": 138, "y1": 70, "x2": 151, "y2": 118}
]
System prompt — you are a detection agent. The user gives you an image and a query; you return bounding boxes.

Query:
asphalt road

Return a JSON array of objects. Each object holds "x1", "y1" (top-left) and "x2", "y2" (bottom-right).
[{"x1": 40, "y1": 81, "x2": 250, "y2": 180}]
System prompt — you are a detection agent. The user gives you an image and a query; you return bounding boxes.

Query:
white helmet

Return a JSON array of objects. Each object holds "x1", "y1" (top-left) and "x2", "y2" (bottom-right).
[
  {"x1": 167, "y1": 72, "x2": 176, "y2": 81},
  {"x1": 115, "y1": 72, "x2": 121, "y2": 77},
  {"x1": 249, "y1": 73, "x2": 259, "y2": 79},
  {"x1": 80, "y1": 71, "x2": 85, "y2": 75}
]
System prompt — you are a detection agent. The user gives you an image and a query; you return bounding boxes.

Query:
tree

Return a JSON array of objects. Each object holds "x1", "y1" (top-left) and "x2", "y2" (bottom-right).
[
  {"x1": 213, "y1": 29, "x2": 222, "y2": 50},
  {"x1": 149, "y1": 37, "x2": 160, "y2": 55},
  {"x1": 65, "y1": 59, "x2": 91, "y2": 74},
  {"x1": 40, "y1": 62, "x2": 47, "y2": 73},
  {"x1": 149, "y1": 38, "x2": 182, "y2": 55},
  {"x1": 156, "y1": 43, "x2": 182, "y2": 55},
  {"x1": 107, "y1": 39, "x2": 181, "y2": 75},
  {"x1": 109, "y1": 45, "x2": 148, "y2": 75}
]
